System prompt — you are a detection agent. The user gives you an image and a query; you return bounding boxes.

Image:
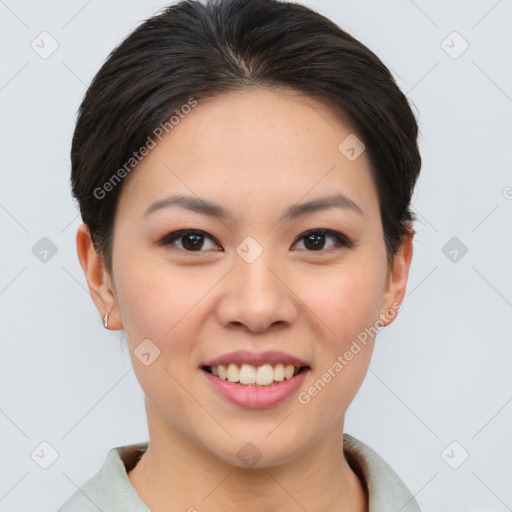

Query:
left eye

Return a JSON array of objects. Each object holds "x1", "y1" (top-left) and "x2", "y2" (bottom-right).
[
  {"x1": 161, "y1": 229, "x2": 351, "y2": 252},
  {"x1": 293, "y1": 229, "x2": 351, "y2": 251}
]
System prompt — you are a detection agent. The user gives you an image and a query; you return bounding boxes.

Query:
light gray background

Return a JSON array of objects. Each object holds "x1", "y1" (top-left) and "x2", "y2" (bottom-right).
[{"x1": 1, "y1": 1, "x2": 511, "y2": 511}]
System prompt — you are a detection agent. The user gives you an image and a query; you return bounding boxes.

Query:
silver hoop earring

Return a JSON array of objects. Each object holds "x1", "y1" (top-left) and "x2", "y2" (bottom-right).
[{"x1": 103, "y1": 313, "x2": 109, "y2": 329}]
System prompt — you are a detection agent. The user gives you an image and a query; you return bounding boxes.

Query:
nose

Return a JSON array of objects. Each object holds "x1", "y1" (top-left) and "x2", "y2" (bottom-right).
[{"x1": 215, "y1": 250, "x2": 298, "y2": 333}]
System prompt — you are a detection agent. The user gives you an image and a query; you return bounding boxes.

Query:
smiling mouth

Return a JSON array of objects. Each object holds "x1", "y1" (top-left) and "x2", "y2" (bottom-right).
[{"x1": 202, "y1": 363, "x2": 310, "y2": 387}]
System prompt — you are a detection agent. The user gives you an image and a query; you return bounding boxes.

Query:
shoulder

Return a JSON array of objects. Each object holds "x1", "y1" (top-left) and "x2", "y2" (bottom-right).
[
  {"x1": 57, "y1": 470, "x2": 102, "y2": 511},
  {"x1": 57, "y1": 443, "x2": 150, "y2": 512},
  {"x1": 343, "y1": 433, "x2": 422, "y2": 512}
]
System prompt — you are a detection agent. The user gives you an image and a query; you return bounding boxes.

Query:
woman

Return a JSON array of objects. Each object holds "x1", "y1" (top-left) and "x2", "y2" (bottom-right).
[{"x1": 58, "y1": 0, "x2": 422, "y2": 510}]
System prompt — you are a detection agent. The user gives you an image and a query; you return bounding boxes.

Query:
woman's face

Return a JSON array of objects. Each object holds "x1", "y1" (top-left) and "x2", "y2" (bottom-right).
[{"x1": 83, "y1": 87, "x2": 411, "y2": 467}]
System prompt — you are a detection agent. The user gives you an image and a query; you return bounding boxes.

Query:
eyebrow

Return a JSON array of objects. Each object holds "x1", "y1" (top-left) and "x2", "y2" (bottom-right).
[{"x1": 144, "y1": 193, "x2": 364, "y2": 221}]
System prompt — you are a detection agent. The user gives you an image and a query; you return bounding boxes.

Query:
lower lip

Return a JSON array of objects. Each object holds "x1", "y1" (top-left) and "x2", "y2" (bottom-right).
[{"x1": 202, "y1": 368, "x2": 309, "y2": 409}]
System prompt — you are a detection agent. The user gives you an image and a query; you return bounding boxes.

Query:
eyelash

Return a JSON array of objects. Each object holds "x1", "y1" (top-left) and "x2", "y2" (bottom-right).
[{"x1": 160, "y1": 229, "x2": 353, "y2": 254}]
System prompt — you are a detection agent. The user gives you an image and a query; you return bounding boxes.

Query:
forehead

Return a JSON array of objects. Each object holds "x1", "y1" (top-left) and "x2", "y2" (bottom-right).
[{"x1": 115, "y1": 87, "x2": 379, "y2": 222}]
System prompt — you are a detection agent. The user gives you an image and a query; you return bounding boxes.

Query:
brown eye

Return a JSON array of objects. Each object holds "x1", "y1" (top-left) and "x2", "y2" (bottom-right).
[
  {"x1": 293, "y1": 230, "x2": 351, "y2": 251},
  {"x1": 161, "y1": 230, "x2": 221, "y2": 252}
]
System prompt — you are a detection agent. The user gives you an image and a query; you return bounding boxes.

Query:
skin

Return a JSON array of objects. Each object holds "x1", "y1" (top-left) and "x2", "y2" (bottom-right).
[{"x1": 77, "y1": 86, "x2": 413, "y2": 512}]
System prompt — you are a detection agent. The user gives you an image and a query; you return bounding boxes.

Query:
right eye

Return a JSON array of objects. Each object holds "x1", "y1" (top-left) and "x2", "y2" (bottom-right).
[{"x1": 160, "y1": 229, "x2": 223, "y2": 252}]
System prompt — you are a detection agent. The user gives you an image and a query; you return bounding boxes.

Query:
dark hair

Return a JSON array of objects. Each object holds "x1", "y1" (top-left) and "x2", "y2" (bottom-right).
[{"x1": 71, "y1": 0, "x2": 421, "y2": 274}]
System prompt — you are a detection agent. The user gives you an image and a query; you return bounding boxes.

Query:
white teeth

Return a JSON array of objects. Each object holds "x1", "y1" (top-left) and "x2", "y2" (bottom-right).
[
  {"x1": 274, "y1": 363, "x2": 285, "y2": 381},
  {"x1": 256, "y1": 364, "x2": 274, "y2": 385},
  {"x1": 217, "y1": 364, "x2": 227, "y2": 380},
  {"x1": 239, "y1": 364, "x2": 256, "y2": 384},
  {"x1": 208, "y1": 363, "x2": 301, "y2": 386},
  {"x1": 284, "y1": 364, "x2": 295, "y2": 380},
  {"x1": 226, "y1": 363, "x2": 239, "y2": 383}
]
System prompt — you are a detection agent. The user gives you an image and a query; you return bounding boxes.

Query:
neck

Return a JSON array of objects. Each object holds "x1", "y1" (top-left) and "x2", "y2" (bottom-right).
[{"x1": 128, "y1": 401, "x2": 368, "y2": 512}]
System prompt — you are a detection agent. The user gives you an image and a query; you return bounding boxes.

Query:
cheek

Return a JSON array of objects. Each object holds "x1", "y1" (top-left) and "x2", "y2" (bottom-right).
[
  {"x1": 298, "y1": 254, "x2": 386, "y2": 412},
  {"x1": 113, "y1": 258, "x2": 208, "y2": 409},
  {"x1": 295, "y1": 271, "x2": 381, "y2": 425},
  {"x1": 113, "y1": 249, "x2": 211, "y2": 343},
  {"x1": 303, "y1": 261, "x2": 386, "y2": 346}
]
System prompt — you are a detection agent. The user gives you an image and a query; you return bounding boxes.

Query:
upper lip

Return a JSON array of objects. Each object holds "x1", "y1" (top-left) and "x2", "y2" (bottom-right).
[{"x1": 202, "y1": 350, "x2": 310, "y2": 368}]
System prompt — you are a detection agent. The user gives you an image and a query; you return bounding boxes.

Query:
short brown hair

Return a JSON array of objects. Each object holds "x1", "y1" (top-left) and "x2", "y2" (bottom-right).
[{"x1": 70, "y1": 0, "x2": 421, "y2": 273}]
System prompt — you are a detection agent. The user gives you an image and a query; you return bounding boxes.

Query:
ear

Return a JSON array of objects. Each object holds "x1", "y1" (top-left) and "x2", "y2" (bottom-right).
[
  {"x1": 76, "y1": 222, "x2": 123, "y2": 330},
  {"x1": 378, "y1": 232, "x2": 414, "y2": 327}
]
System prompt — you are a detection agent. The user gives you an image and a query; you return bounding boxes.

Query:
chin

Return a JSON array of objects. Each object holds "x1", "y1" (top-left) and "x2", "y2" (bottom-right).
[{"x1": 204, "y1": 430, "x2": 311, "y2": 470}]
